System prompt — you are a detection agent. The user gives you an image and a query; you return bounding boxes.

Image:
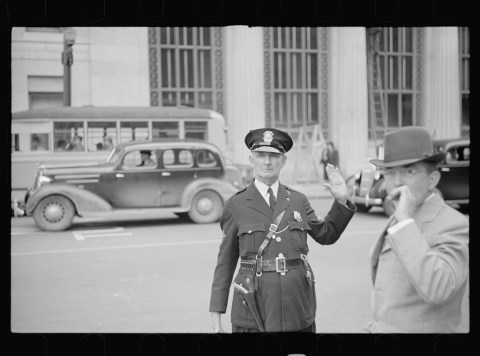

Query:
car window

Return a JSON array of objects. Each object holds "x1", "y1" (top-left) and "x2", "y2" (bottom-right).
[
  {"x1": 121, "y1": 150, "x2": 158, "y2": 170},
  {"x1": 446, "y1": 145, "x2": 470, "y2": 163},
  {"x1": 196, "y1": 149, "x2": 218, "y2": 168},
  {"x1": 163, "y1": 149, "x2": 193, "y2": 168}
]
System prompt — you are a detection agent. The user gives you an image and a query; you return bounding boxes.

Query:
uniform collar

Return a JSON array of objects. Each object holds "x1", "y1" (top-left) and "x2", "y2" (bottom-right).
[{"x1": 254, "y1": 179, "x2": 279, "y2": 199}]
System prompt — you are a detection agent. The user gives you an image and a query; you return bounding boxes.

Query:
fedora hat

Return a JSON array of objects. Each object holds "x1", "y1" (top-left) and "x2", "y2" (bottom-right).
[{"x1": 369, "y1": 126, "x2": 445, "y2": 168}]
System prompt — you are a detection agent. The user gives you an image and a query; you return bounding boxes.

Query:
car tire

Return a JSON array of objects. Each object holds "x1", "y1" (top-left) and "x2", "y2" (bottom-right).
[
  {"x1": 33, "y1": 195, "x2": 75, "y2": 231},
  {"x1": 188, "y1": 190, "x2": 223, "y2": 224}
]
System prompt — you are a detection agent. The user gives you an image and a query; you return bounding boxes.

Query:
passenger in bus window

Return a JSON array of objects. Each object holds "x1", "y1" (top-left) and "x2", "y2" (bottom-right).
[
  {"x1": 103, "y1": 136, "x2": 114, "y2": 150},
  {"x1": 55, "y1": 139, "x2": 67, "y2": 151},
  {"x1": 67, "y1": 135, "x2": 85, "y2": 151},
  {"x1": 31, "y1": 135, "x2": 48, "y2": 151}
]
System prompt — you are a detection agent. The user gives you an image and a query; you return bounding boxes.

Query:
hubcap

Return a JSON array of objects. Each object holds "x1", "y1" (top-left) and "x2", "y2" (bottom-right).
[
  {"x1": 43, "y1": 202, "x2": 64, "y2": 222},
  {"x1": 197, "y1": 196, "x2": 214, "y2": 215}
]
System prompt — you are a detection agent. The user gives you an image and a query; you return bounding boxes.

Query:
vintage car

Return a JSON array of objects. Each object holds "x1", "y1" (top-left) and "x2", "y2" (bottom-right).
[
  {"x1": 347, "y1": 138, "x2": 470, "y2": 216},
  {"x1": 24, "y1": 139, "x2": 243, "y2": 231}
]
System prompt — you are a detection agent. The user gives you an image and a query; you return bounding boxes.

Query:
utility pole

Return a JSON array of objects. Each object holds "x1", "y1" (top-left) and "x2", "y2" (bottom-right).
[{"x1": 62, "y1": 27, "x2": 76, "y2": 106}]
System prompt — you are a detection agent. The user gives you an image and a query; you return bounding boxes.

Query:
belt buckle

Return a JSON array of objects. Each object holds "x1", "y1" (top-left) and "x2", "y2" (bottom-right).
[
  {"x1": 269, "y1": 223, "x2": 278, "y2": 233},
  {"x1": 275, "y1": 253, "x2": 287, "y2": 275}
]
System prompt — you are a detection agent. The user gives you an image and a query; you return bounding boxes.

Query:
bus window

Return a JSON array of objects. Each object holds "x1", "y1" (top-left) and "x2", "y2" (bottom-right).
[
  {"x1": 30, "y1": 134, "x2": 49, "y2": 151},
  {"x1": 152, "y1": 121, "x2": 179, "y2": 138},
  {"x1": 185, "y1": 121, "x2": 207, "y2": 140},
  {"x1": 12, "y1": 134, "x2": 20, "y2": 152},
  {"x1": 87, "y1": 121, "x2": 117, "y2": 151},
  {"x1": 53, "y1": 122, "x2": 85, "y2": 152},
  {"x1": 120, "y1": 121, "x2": 149, "y2": 143}
]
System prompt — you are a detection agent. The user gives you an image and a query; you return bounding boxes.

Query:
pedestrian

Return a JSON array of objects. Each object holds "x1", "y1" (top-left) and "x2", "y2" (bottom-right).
[
  {"x1": 209, "y1": 128, "x2": 356, "y2": 333},
  {"x1": 365, "y1": 126, "x2": 469, "y2": 333},
  {"x1": 320, "y1": 141, "x2": 339, "y2": 179}
]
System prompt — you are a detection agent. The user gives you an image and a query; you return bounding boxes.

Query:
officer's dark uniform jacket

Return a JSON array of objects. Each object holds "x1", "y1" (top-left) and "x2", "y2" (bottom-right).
[{"x1": 209, "y1": 181, "x2": 355, "y2": 332}]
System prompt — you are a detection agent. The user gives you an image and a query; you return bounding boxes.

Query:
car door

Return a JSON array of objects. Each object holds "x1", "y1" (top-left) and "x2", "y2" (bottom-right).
[
  {"x1": 437, "y1": 143, "x2": 469, "y2": 201},
  {"x1": 101, "y1": 149, "x2": 163, "y2": 208},
  {"x1": 158, "y1": 148, "x2": 195, "y2": 207}
]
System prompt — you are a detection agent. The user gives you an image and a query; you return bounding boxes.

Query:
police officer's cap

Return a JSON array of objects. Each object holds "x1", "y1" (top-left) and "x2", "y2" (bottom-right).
[{"x1": 245, "y1": 128, "x2": 293, "y2": 154}]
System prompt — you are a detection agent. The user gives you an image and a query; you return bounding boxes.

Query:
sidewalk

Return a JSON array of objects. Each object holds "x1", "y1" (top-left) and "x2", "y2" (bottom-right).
[{"x1": 286, "y1": 180, "x2": 333, "y2": 200}]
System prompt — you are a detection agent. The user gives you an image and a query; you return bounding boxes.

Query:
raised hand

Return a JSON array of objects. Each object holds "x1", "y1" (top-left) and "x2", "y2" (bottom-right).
[{"x1": 323, "y1": 164, "x2": 348, "y2": 205}]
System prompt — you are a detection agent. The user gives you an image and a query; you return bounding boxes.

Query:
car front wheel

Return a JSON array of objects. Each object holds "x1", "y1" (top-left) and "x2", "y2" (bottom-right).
[
  {"x1": 188, "y1": 190, "x2": 223, "y2": 223},
  {"x1": 33, "y1": 195, "x2": 75, "y2": 231}
]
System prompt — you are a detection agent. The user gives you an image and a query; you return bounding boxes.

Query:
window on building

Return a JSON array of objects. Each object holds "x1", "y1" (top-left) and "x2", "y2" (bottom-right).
[
  {"x1": 459, "y1": 27, "x2": 470, "y2": 137},
  {"x1": 28, "y1": 76, "x2": 64, "y2": 110},
  {"x1": 366, "y1": 27, "x2": 421, "y2": 140},
  {"x1": 148, "y1": 27, "x2": 224, "y2": 114},
  {"x1": 264, "y1": 27, "x2": 329, "y2": 136}
]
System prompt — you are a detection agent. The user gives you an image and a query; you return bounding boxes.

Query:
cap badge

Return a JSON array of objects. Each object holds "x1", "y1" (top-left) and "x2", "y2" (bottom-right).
[
  {"x1": 294, "y1": 211, "x2": 302, "y2": 222},
  {"x1": 263, "y1": 131, "x2": 274, "y2": 143}
]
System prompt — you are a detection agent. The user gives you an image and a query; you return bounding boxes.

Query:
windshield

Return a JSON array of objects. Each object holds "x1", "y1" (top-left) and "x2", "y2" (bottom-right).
[{"x1": 107, "y1": 147, "x2": 122, "y2": 164}]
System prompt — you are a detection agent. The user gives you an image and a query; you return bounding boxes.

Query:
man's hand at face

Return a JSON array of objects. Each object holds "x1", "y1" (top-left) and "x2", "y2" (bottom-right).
[
  {"x1": 388, "y1": 185, "x2": 416, "y2": 221},
  {"x1": 323, "y1": 164, "x2": 348, "y2": 205}
]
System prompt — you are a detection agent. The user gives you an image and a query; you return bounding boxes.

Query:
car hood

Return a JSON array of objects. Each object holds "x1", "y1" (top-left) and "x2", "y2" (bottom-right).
[{"x1": 38, "y1": 161, "x2": 115, "y2": 175}]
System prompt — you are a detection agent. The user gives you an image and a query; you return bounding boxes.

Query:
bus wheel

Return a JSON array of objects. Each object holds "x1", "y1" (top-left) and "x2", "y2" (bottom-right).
[
  {"x1": 33, "y1": 195, "x2": 75, "y2": 231},
  {"x1": 188, "y1": 190, "x2": 223, "y2": 224}
]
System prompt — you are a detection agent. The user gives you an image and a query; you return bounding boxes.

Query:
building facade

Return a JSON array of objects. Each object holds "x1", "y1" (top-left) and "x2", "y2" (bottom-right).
[{"x1": 11, "y1": 26, "x2": 469, "y2": 182}]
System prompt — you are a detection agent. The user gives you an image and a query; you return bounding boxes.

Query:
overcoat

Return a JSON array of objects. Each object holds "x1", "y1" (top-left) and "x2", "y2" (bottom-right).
[
  {"x1": 366, "y1": 193, "x2": 469, "y2": 333},
  {"x1": 209, "y1": 181, "x2": 355, "y2": 332}
]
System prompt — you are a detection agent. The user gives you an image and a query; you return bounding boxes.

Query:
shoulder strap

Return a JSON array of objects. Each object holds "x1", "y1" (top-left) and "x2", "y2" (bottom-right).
[{"x1": 256, "y1": 189, "x2": 290, "y2": 259}]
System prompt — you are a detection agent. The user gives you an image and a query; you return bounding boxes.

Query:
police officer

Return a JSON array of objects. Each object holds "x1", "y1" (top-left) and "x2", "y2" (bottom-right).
[{"x1": 209, "y1": 128, "x2": 356, "y2": 332}]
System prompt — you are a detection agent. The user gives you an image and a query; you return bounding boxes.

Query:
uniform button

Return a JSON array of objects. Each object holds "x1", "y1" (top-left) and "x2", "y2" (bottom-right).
[{"x1": 276, "y1": 237, "x2": 282, "y2": 242}]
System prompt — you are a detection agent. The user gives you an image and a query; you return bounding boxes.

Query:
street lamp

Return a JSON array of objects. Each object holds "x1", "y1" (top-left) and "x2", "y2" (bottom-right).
[{"x1": 62, "y1": 27, "x2": 76, "y2": 106}]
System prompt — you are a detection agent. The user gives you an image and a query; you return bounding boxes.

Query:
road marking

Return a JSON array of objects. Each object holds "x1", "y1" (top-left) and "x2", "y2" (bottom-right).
[
  {"x1": 11, "y1": 239, "x2": 221, "y2": 256},
  {"x1": 11, "y1": 230, "x2": 379, "y2": 257},
  {"x1": 72, "y1": 227, "x2": 132, "y2": 240}
]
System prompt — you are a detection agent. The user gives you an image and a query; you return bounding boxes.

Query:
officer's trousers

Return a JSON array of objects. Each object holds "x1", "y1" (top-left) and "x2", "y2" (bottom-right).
[{"x1": 232, "y1": 322, "x2": 316, "y2": 333}]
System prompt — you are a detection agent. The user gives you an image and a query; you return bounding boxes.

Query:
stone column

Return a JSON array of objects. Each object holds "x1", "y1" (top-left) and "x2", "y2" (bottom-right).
[
  {"x1": 329, "y1": 27, "x2": 370, "y2": 177},
  {"x1": 422, "y1": 27, "x2": 461, "y2": 139},
  {"x1": 224, "y1": 26, "x2": 265, "y2": 164}
]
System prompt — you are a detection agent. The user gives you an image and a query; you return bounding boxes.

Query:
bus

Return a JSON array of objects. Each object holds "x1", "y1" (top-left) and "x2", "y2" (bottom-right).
[{"x1": 11, "y1": 106, "x2": 228, "y2": 202}]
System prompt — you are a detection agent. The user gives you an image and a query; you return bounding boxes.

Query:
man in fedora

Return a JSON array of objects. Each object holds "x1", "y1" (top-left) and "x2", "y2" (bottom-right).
[
  {"x1": 209, "y1": 128, "x2": 356, "y2": 333},
  {"x1": 365, "y1": 126, "x2": 469, "y2": 333}
]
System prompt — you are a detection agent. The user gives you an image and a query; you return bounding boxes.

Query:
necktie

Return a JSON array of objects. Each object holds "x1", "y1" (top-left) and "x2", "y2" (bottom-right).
[{"x1": 267, "y1": 187, "x2": 276, "y2": 212}]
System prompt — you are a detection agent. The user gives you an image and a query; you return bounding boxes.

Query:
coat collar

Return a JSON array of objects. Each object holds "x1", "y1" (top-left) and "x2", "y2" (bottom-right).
[{"x1": 244, "y1": 181, "x2": 290, "y2": 220}]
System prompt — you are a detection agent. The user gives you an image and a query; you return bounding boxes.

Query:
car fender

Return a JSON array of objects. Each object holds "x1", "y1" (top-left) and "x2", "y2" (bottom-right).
[
  {"x1": 26, "y1": 184, "x2": 113, "y2": 216},
  {"x1": 180, "y1": 178, "x2": 238, "y2": 210}
]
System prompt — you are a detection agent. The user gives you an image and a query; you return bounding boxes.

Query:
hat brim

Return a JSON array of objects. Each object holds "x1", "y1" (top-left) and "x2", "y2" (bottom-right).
[
  {"x1": 369, "y1": 152, "x2": 446, "y2": 168},
  {"x1": 251, "y1": 146, "x2": 284, "y2": 154}
]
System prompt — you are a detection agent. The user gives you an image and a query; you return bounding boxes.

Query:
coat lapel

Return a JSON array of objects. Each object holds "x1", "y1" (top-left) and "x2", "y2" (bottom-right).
[
  {"x1": 273, "y1": 183, "x2": 290, "y2": 220},
  {"x1": 245, "y1": 182, "x2": 273, "y2": 219},
  {"x1": 370, "y1": 214, "x2": 396, "y2": 283}
]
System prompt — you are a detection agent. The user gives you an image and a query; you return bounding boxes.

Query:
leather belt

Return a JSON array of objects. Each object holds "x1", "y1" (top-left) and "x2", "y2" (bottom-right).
[{"x1": 240, "y1": 255, "x2": 303, "y2": 273}]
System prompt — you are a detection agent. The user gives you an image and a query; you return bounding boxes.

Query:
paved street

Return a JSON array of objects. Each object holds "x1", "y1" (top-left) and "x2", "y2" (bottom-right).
[{"x1": 10, "y1": 198, "x2": 469, "y2": 333}]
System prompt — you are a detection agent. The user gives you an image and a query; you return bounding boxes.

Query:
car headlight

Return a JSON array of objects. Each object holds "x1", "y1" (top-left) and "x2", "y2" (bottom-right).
[{"x1": 36, "y1": 175, "x2": 52, "y2": 189}]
